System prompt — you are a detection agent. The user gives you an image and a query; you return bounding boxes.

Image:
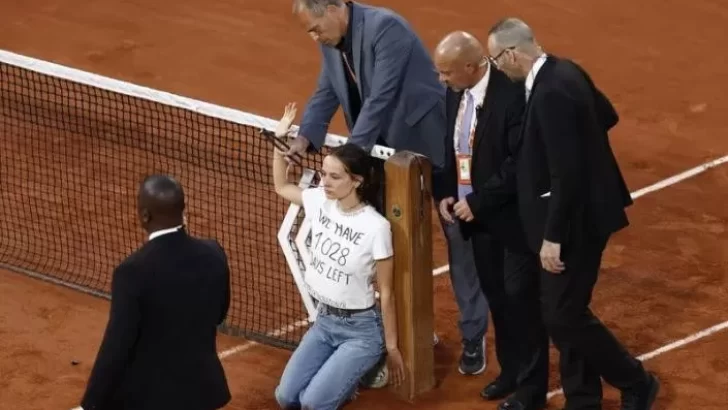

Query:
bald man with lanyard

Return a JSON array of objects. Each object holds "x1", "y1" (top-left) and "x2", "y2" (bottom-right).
[
  {"x1": 433, "y1": 32, "x2": 549, "y2": 410},
  {"x1": 74, "y1": 175, "x2": 231, "y2": 410}
]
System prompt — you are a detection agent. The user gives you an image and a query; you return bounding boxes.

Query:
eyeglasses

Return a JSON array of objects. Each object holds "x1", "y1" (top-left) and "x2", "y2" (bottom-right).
[{"x1": 488, "y1": 46, "x2": 516, "y2": 66}]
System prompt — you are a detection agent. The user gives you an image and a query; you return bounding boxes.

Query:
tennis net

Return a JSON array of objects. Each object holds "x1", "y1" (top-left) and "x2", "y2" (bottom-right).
[{"x1": 0, "y1": 49, "x2": 393, "y2": 349}]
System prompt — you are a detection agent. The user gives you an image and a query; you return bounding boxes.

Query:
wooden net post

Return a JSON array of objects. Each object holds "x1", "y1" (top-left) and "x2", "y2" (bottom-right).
[{"x1": 383, "y1": 150, "x2": 435, "y2": 401}]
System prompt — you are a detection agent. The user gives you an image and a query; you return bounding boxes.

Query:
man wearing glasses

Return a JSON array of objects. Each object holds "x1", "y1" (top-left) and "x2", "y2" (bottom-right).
[
  {"x1": 487, "y1": 17, "x2": 660, "y2": 410},
  {"x1": 433, "y1": 31, "x2": 549, "y2": 410}
]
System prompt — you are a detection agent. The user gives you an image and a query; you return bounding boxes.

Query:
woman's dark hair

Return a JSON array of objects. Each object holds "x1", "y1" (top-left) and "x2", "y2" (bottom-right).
[{"x1": 328, "y1": 143, "x2": 383, "y2": 213}]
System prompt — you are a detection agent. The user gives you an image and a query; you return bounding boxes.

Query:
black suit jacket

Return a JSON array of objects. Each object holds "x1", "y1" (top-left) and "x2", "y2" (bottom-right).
[
  {"x1": 81, "y1": 229, "x2": 232, "y2": 410},
  {"x1": 517, "y1": 55, "x2": 633, "y2": 253},
  {"x1": 432, "y1": 67, "x2": 529, "y2": 251}
]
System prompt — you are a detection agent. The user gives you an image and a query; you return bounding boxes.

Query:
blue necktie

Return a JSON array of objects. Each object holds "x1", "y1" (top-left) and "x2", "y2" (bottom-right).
[{"x1": 458, "y1": 91, "x2": 475, "y2": 199}]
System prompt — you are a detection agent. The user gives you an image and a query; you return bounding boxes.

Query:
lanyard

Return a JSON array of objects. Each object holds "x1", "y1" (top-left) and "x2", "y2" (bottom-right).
[
  {"x1": 342, "y1": 52, "x2": 357, "y2": 83},
  {"x1": 455, "y1": 102, "x2": 479, "y2": 153}
]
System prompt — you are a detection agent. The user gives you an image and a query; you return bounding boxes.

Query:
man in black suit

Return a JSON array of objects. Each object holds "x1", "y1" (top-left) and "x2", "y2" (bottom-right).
[
  {"x1": 486, "y1": 18, "x2": 660, "y2": 410},
  {"x1": 75, "y1": 174, "x2": 232, "y2": 410},
  {"x1": 433, "y1": 31, "x2": 549, "y2": 410}
]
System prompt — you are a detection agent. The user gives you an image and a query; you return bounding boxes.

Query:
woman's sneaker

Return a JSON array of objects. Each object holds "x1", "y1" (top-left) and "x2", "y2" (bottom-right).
[
  {"x1": 361, "y1": 333, "x2": 439, "y2": 389},
  {"x1": 360, "y1": 360, "x2": 389, "y2": 389}
]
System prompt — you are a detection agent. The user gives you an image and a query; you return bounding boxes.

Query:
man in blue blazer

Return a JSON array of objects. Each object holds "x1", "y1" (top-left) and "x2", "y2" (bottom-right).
[{"x1": 286, "y1": 0, "x2": 447, "y2": 170}]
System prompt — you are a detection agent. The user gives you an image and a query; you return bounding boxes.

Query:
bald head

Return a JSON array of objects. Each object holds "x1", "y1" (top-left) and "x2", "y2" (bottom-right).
[
  {"x1": 435, "y1": 31, "x2": 484, "y2": 65},
  {"x1": 137, "y1": 174, "x2": 185, "y2": 232},
  {"x1": 434, "y1": 31, "x2": 487, "y2": 91}
]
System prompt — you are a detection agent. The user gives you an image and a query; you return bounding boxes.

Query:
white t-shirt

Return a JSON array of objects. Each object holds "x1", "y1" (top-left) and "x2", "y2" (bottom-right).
[{"x1": 301, "y1": 187, "x2": 393, "y2": 309}]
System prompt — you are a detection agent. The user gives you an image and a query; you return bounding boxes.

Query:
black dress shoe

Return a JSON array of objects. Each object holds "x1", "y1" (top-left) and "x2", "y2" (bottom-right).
[
  {"x1": 497, "y1": 398, "x2": 527, "y2": 410},
  {"x1": 620, "y1": 372, "x2": 660, "y2": 410},
  {"x1": 481, "y1": 378, "x2": 517, "y2": 400},
  {"x1": 496, "y1": 395, "x2": 546, "y2": 410}
]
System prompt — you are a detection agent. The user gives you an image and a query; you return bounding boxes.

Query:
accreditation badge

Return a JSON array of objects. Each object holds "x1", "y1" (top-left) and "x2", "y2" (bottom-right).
[{"x1": 457, "y1": 154, "x2": 472, "y2": 185}]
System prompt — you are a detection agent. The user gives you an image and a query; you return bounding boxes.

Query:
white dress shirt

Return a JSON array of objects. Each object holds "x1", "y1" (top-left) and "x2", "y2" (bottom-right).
[
  {"x1": 525, "y1": 53, "x2": 548, "y2": 101},
  {"x1": 454, "y1": 64, "x2": 491, "y2": 153},
  {"x1": 148, "y1": 224, "x2": 184, "y2": 241}
]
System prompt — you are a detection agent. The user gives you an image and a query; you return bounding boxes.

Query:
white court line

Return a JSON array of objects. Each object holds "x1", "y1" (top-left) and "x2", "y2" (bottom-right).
[
  {"x1": 629, "y1": 155, "x2": 728, "y2": 199},
  {"x1": 218, "y1": 154, "x2": 728, "y2": 359},
  {"x1": 432, "y1": 154, "x2": 728, "y2": 277},
  {"x1": 433, "y1": 264, "x2": 450, "y2": 276},
  {"x1": 546, "y1": 319, "x2": 728, "y2": 399},
  {"x1": 217, "y1": 319, "x2": 309, "y2": 360}
]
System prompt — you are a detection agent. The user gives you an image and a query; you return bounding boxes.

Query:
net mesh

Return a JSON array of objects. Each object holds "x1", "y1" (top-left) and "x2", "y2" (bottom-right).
[{"x1": 0, "y1": 52, "x2": 390, "y2": 349}]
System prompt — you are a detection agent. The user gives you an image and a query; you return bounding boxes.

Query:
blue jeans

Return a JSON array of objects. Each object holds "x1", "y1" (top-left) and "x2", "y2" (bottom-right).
[{"x1": 275, "y1": 306, "x2": 385, "y2": 409}]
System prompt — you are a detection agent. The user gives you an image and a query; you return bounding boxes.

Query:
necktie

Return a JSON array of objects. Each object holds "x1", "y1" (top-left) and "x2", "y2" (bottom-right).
[{"x1": 458, "y1": 91, "x2": 474, "y2": 199}]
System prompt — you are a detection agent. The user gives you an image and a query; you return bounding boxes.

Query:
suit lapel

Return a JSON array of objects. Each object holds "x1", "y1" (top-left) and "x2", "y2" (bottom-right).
[
  {"x1": 446, "y1": 90, "x2": 461, "y2": 143},
  {"x1": 351, "y1": 3, "x2": 365, "y2": 98},
  {"x1": 329, "y1": 48, "x2": 352, "y2": 123},
  {"x1": 530, "y1": 54, "x2": 556, "y2": 92},
  {"x1": 522, "y1": 55, "x2": 557, "y2": 126},
  {"x1": 472, "y1": 68, "x2": 497, "y2": 155}
]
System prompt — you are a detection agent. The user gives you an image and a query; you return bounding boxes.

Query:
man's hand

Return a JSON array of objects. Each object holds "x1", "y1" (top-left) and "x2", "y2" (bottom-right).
[
  {"x1": 438, "y1": 197, "x2": 456, "y2": 224},
  {"x1": 540, "y1": 240, "x2": 565, "y2": 274},
  {"x1": 453, "y1": 199, "x2": 474, "y2": 222},
  {"x1": 274, "y1": 102, "x2": 297, "y2": 138},
  {"x1": 285, "y1": 135, "x2": 310, "y2": 163}
]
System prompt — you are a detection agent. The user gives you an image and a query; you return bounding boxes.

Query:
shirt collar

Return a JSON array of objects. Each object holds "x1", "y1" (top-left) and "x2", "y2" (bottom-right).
[
  {"x1": 525, "y1": 53, "x2": 548, "y2": 93},
  {"x1": 335, "y1": 2, "x2": 355, "y2": 52},
  {"x1": 148, "y1": 225, "x2": 184, "y2": 241},
  {"x1": 465, "y1": 63, "x2": 491, "y2": 104}
]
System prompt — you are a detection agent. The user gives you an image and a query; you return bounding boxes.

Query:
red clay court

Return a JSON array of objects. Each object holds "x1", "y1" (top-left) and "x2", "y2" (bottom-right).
[{"x1": 1, "y1": 0, "x2": 728, "y2": 409}]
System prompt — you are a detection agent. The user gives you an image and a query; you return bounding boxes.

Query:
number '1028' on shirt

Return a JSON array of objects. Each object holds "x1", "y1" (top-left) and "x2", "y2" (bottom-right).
[{"x1": 300, "y1": 187, "x2": 393, "y2": 310}]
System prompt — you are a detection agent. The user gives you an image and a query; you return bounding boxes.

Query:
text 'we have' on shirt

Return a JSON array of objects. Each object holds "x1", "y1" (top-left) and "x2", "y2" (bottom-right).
[{"x1": 301, "y1": 187, "x2": 393, "y2": 310}]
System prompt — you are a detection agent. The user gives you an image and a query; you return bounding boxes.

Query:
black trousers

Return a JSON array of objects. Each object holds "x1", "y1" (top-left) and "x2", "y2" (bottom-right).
[
  {"x1": 541, "y1": 233, "x2": 646, "y2": 409},
  {"x1": 471, "y1": 232, "x2": 549, "y2": 402}
]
